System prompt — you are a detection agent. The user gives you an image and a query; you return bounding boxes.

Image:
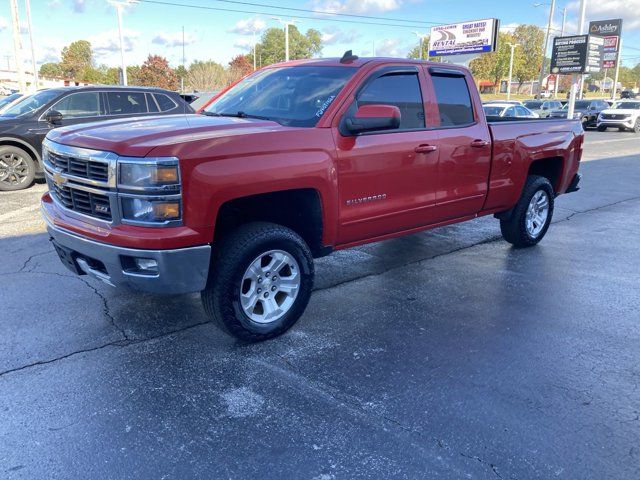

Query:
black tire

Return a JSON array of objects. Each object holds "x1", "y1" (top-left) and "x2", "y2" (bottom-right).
[
  {"x1": 500, "y1": 175, "x2": 554, "y2": 248},
  {"x1": 597, "y1": 125, "x2": 607, "y2": 132},
  {"x1": 202, "y1": 222, "x2": 314, "y2": 342},
  {"x1": 0, "y1": 145, "x2": 36, "y2": 192},
  {"x1": 618, "y1": 127, "x2": 627, "y2": 132},
  {"x1": 634, "y1": 118, "x2": 640, "y2": 134}
]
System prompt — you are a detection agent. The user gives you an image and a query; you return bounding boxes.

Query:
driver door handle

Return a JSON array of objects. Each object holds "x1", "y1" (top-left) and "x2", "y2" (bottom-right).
[
  {"x1": 470, "y1": 139, "x2": 490, "y2": 148},
  {"x1": 415, "y1": 144, "x2": 438, "y2": 154}
]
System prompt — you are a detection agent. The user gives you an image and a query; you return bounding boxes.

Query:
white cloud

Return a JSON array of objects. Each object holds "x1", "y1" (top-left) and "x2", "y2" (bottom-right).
[
  {"x1": 567, "y1": 0, "x2": 640, "y2": 30},
  {"x1": 152, "y1": 31, "x2": 197, "y2": 48},
  {"x1": 229, "y1": 16, "x2": 266, "y2": 35},
  {"x1": 321, "y1": 26, "x2": 360, "y2": 45},
  {"x1": 311, "y1": 0, "x2": 403, "y2": 14},
  {"x1": 374, "y1": 38, "x2": 408, "y2": 57},
  {"x1": 89, "y1": 28, "x2": 139, "y2": 59},
  {"x1": 233, "y1": 37, "x2": 254, "y2": 51},
  {"x1": 0, "y1": 16, "x2": 8, "y2": 32},
  {"x1": 500, "y1": 23, "x2": 520, "y2": 33}
]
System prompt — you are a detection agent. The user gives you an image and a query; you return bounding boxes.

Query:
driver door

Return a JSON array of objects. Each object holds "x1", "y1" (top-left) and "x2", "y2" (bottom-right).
[{"x1": 333, "y1": 66, "x2": 440, "y2": 245}]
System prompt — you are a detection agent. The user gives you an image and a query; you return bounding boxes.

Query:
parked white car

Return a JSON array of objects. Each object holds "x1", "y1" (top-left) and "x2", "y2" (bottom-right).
[
  {"x1": 482, "y1": 103, "x2": 540, "y2": 119},
  {"x1": 597, "y1": 100, "x2": 640, "y2": 133}
]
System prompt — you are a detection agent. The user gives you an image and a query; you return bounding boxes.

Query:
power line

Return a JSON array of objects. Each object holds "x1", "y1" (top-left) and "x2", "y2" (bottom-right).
[
  {"x1": 136, "y1": 0, "x2": 438, "y2": 29},
  {"x1": 196, "y1": 0, "x2": 443, "y2": 25}
]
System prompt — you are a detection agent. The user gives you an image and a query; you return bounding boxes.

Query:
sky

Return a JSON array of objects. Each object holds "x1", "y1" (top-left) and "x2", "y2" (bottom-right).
[{"x1": 0, "y1": 0, "x2": 639, "y2": 73}]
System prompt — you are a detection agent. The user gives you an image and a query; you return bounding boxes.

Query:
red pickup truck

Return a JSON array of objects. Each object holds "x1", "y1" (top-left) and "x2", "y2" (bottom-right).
[{"x1": 41, "y1": 55, "x2": 583, "y2": 341}]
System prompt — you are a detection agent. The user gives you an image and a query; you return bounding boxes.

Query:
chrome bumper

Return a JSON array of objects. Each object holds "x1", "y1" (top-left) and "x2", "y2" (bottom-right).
[{"x1": 46, "y1": 222, "x2": 211, "y2": 294}]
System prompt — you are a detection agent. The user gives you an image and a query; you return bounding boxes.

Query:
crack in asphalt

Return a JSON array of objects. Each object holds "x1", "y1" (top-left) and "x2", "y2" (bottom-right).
[
  {"x1": 2, "y1": 195, "x2": 640, "y2": 383},
  {"x1": 0, "y1": 320, "x2": 212, "y2": 379},
  {"x1": 460, "y1": 452, "x2": 503, "y2": 479},
  {"x1": 16, "y1": 250, "x2": 54, "y2": 273}
]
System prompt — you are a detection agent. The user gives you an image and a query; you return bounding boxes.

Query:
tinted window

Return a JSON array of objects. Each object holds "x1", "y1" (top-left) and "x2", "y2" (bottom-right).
[
  {"x1": 357, "y1": 73, "x2": 425, "y2": 130},
  {"x1": 505, "y1": 106, "x2": 516, "y2": 117},
  {"x1": 516, "y1": 106, "x2": 530, "y2": 116},
  {"x1": 146, "y1": 93, "x2": 159, "y2": 113},
  {"x1": 52, "y1": 92, "x2": 102, "y2": 118},
  {"x1": 483, "y1": 106, "x2": 504, "y2": 116},
  {"x1": 155, "y1": 93, "x2": 178, "y2": 112},
  {"x1": 431, "y1": 74, "x2": 474, "y2": 126},
  {"x1": 107, "y1": 91, "x2": 148, "y2": 115},
  {"x1": 205, "y1": 66, "x2": 356, "y2": 127},
  {"x1": 524, "y1": 101, "x2": 542, "y2": 109}
]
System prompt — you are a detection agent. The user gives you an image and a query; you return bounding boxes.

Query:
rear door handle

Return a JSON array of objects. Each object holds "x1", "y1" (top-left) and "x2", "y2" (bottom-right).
[
  {"x1": 470, "y1": 139, "x2": 490, "y2": 148},
  {"x1": 415, "y1": 144, "x2": 438, "y2": 154}
]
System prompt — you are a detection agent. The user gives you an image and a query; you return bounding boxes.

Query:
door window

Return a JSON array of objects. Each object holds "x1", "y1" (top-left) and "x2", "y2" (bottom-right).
[
  {"x1": 106, "y1": 91, "x2": 148, "y2": 115},
  {"x1": 516, "y1": 106, "x2": 530, "y2": 117},
  {"x1": 357, "y1": 72, "x2": 425, "y2": 130},
  {"x1": 154, "y1": 93, "x2": 178, "y2": 112},
  {"x1": 50, "y1": 92, "x2": 102, "y2": 119},
  {"x1": 505, "y1": 106, "x2": 516, "y2": 117},
  {"x1": 430, "y1": 74, "x2": 475, "y2": 126}
]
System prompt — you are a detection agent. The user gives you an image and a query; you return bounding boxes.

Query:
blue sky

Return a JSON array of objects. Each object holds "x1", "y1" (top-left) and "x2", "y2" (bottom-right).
[{"x1": 0, "y1": 0, "x2": 639, "y2": 72}]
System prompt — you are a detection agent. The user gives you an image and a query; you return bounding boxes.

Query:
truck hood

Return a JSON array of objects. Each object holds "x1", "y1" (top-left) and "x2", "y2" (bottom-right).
[
  {"x1": 600, "y1": 108, "x2": 640, "y2": 116},
  {"x1": 46, "y1": 114, "x2": 287, "y2": 157}
]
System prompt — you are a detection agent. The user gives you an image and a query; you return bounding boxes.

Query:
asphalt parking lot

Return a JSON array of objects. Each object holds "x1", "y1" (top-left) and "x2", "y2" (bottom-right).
[{"x1": 1, "y1": 130, "x2": 639, "y2": 479}]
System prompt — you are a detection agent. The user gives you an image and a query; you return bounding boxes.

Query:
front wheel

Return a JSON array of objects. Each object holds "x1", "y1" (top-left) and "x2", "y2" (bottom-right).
[
  {"x1": 633, "y1": 118, "x2": 640, "y2": 134},
  {"x1": 202, "y1": 222, "x2": 315, "y2": 342},
  {"x1": 597, "y1": 125, "x2": 607, "y2": 132},
  {"x1": 500, "y1": 175, "x2": 554, "y2": 248},
  {"x1": 0, "y1": 145, "x2": 36, "y2": 192}
]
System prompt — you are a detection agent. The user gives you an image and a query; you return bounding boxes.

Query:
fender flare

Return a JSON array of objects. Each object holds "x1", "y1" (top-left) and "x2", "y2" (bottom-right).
[{"x1": 0, "y1": 136, "x2": 42, "y2": 164}]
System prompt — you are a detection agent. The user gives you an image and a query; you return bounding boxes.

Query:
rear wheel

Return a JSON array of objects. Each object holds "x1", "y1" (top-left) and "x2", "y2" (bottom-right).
[
  {"x1": 0, "y1": 145, "x2": 35, "y2": 192},
  {"x1": 633, "y1": 118, "x2": 640, "y2": 134},
  {"x1": 500, "y1": 175, "x2": 554, "y2": 248},
  {"x1": 202, "y1": 222, "x2": 314, "y2": 342}
]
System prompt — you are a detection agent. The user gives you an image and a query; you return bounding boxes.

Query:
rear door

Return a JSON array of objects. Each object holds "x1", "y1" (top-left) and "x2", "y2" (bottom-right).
[
  {"x1": 423, "y1": 67, "x2": 492, "y2": 219},
  {"x1": 333, "y1": 65, "x2": 441, "y2": 245}
]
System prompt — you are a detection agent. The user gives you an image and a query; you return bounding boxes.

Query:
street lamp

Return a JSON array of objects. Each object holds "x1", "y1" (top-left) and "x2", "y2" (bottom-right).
[
  {"x1": 412, "y1": 31, "x2": 429, "y2": 61},
  {"x1": 507, "y1": 43, "x2": 520, "y2": 101},
  {"x1": 534, "y1": 0, "x2": 556, "y2": 99},
  {"x1": 271, "y1": 17, "x2": 297, "y2": 62},
  {"x1": 108, "y1": 0, "x2": 138, "y2": 86}
]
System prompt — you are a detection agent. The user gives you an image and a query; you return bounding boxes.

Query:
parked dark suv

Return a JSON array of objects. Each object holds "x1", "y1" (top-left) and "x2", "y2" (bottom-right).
[
  {"x1": 547, "y1": 99, "x2": 610, "y2": 129},
  {"x1": 0, "y1": 86, "x2": 193, "y2": 191}
]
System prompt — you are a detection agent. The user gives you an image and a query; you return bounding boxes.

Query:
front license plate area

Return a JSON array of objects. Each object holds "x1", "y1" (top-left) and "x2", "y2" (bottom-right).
[{"x1": 51, "y1": 239, "x2": 83, "y2": 275}]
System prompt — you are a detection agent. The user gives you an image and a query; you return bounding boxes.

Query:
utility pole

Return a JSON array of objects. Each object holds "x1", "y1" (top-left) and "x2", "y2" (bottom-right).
[
  {"x1": 272, "y1": 17, "x2": 296, "y2": 62},
  {"x1": 252, "y1": 27, "x2": 257, "y2": 70},
  {"x1": 372, "y1": 40, "x2": 375, "y2": 57},
  {"x1": 567, "y1": 0, "x2": 586, "y2": 120},
  {"x1": 553, "y1": 5, "x2": 567, "y2": 99},
  {"x1": 536, "y1": 0, "x2": 556, "y2": 99},
  {"x1": 507, "y1": 43, "x2": 520, "y2": 101},
  {"x1": 612, "y1": 39, "x2": 622, "y2": 100},
  {"x1": 9, "y1": 0, "x2": 26, "y2": 92},
  {"x1": 413, "y1": 32, "x2": 427, "y2": 60},
  {"x1": 108, "y1": 0, "x2": 138, "y2": 86},
  {"x1": 24, "y1": 0, "x2": 38, "y2": 91}
]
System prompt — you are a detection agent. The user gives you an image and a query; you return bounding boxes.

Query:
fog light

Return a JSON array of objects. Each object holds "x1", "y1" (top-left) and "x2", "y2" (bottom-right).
[{"x1": 134, "y1": 258, "x2": 158, "y2": 272}]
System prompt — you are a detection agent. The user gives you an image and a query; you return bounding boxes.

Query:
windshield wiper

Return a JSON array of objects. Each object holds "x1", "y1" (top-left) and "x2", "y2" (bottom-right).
[{"x1": 211, "y1": 111, "x2": 272, "y2": 121}]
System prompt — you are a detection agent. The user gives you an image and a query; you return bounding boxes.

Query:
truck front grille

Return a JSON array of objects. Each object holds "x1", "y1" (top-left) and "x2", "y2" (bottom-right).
[
  {"x1": 51, "y1": 183, "x2": 112, "y2": 221},
  {"x1": 48, "y1": 150, "x2": 109, "y2": 182}
]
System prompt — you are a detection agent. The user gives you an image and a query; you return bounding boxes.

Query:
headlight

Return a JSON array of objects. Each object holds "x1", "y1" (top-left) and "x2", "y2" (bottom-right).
[
  {"x1": 121, "y1": 196, "x2": 181, "y2": 223},
  {"x1": 118, "y1": 158, "x2": 180, "y2": 190}
]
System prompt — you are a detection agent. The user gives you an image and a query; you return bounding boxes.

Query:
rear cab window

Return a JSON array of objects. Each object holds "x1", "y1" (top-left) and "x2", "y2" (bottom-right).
[{"x1": 429, "y1": 72, "x2": 475, "y2": 127}]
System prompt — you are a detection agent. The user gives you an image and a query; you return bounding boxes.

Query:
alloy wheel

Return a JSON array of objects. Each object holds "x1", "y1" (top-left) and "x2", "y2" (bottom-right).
[
  {"x1": 0, "y1": 153, "x2": 30, "y2": 187},
  {"x1": 525, "y1": 190, "x2": 550, "y2": 238}
]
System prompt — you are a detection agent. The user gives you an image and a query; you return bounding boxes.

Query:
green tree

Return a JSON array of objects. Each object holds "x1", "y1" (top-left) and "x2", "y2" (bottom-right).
[
  {"x1": 136, "y1": 55, "x2": 178, "y2": 90},
  {"x1": 39, "y1": 62, "x2": 63, "y2": 78},
  {"x1": 60, "y1": 40, "x2": 93, "y2": 80},
  {"x1": 469, "y1": 32, "x2": 515, "y2": 90},
  {"x1": 187, "y1": 60, "x2": 228, "y2": 91},
  {"x1": 253, "y1": 26, "x2": 322, "y2": 66},
  {"x1": 512, "y1": 25, "x2": 544, "y2": 92},
  {"x1": 406, "y1": 37, "x2": 440, "y2": 62}
]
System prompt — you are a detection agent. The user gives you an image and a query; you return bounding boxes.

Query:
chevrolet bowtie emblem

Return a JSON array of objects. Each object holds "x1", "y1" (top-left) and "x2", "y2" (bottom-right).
[{"x1": 52, "y1": 171, "x2": 67, "y2": 185}]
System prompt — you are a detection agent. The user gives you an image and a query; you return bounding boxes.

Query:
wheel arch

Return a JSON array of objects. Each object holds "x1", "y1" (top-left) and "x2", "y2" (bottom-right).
[{"x1": 0, "y1": 136, "x2": 41, "y2": 164}]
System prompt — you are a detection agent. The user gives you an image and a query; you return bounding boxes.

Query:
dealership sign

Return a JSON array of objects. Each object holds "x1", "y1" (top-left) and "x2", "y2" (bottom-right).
[
  {"x1": 589, "y1": 19, "x2": 623, "y2": 69},
  {"x1": 428, "y1": 19, "x2": 499, "y2": 57},
  {"x1": 550, "y1": 35, "x2": 603, "y2": 75}
]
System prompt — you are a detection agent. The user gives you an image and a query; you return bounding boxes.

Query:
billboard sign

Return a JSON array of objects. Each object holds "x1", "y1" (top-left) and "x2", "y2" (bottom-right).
[
  {"x1": 550, "y1": 35, "x2": 603, "y2": 75},
  {"x1": 428, "y1": 18, "x2": 499, "y2": 57},
  {"x1": 589, "y1": 19, "x2": 622, "y2": 69}
]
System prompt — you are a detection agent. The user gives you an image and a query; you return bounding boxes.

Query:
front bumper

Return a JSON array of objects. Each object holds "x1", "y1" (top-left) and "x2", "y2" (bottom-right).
[
  {"x1": 597, "y1": 118, "x2": 635, "y2": 129},
  {"x1": 46, "y1": 219, "x2": 211, "y2": 294}
]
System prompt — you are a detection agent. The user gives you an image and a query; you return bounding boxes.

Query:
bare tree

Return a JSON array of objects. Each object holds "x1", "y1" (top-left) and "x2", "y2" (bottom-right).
[{"x1": 187, "y1": 61, "x2": 229, "y2": 91}]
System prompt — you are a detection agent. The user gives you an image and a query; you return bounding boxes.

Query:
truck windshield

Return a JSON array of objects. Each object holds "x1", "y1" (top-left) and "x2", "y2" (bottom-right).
[
  {"x1": 204, "y1": 66, "x2": 357, "y2": 127},
  {"x1": 2, "y1": 89, "x2": 60, "y2": 118}
]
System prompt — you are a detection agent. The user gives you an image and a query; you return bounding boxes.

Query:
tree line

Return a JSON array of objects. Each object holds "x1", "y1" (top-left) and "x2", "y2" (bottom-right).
[{"x1": 39, "y1": 24, "x2": 639, "y2": 93}]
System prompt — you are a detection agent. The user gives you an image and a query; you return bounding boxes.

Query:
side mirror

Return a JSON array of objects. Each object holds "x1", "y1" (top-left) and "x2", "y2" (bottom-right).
[
  {"x1": 344, "y1": 104, "x2": 401, "y2": 135},
  {"x1": 45, "y1": 110, "x2": 63, "y2": 125}
]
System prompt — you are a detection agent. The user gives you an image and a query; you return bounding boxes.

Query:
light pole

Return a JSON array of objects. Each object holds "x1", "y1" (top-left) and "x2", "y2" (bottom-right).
[
  {"x1": 507, "y1": 43, "x2": 520, "y2": 101},
  {"x1": 534, "y1": 0, "x2": 556, "y2": 99},
  {"x1": 108, "y1": 0, "x2": 138, "y2": 86},
  {"x1": 567, "y1": 0, "x2": 587, "y2": 120},
  {"x1": 272, "y1": 17, "x2": 297, "y2": 62},
  {"x1": 553, "y1": 5, "x2": 567, "y2": 99},
  {"x1": 9, "y1": 0, "x2": 26, "y2": 92},
  {"x1": 24, "y1": 0, "x2": 38, "y2": 91},
  {"x1": 412, "y1": 31, "x2": 428, "y2": 60}
]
